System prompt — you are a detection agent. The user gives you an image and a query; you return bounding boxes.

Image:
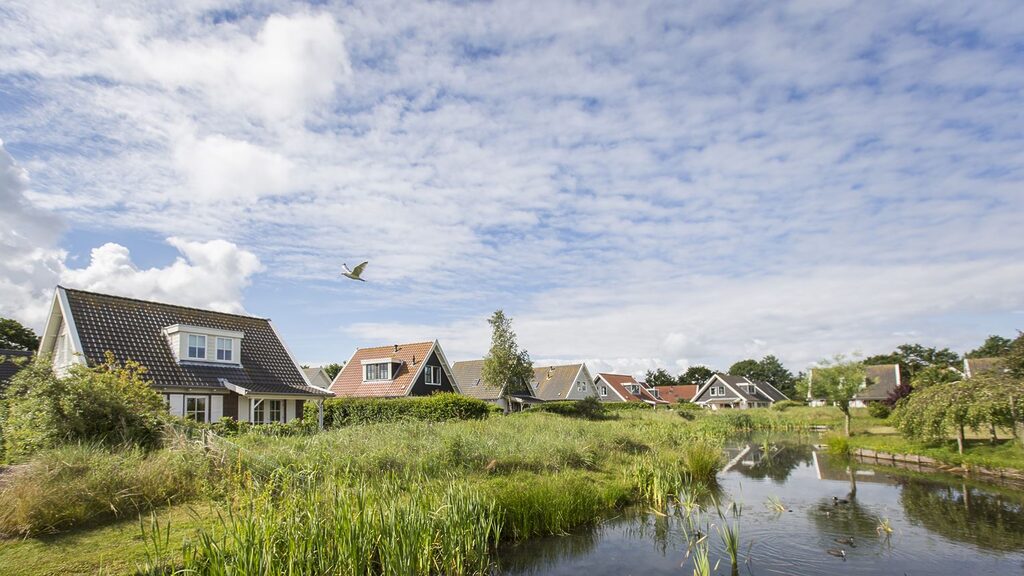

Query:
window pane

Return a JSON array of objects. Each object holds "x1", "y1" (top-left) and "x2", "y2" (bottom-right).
[{"x1": 216, "y1": 337, "x2": 233, "y2": 361}]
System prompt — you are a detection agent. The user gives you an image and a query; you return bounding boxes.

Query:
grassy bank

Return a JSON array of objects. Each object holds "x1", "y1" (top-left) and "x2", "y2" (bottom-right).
[
  {"x1": 0, "y1": 410, "x2": 722, "y2": 575},
  {"x1": 846, "y1": 433, "x2": 1024, "y2": 471}
]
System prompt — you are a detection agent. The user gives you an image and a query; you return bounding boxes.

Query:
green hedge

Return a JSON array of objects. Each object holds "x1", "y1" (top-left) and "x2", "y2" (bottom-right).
[
  {"x1": 311, "y1": 393, "x2": 491, "y2": 428},
  {"x1": 532, "y1": 397, "x2": 608, "y2": 420},
  {"x1": 604, "y1": 402, "x2": 653, "y2": 411}
]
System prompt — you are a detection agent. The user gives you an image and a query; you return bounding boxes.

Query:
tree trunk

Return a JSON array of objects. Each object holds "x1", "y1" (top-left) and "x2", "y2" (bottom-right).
[
  {"x1": 990, "y1": 422, "x2": 998, "y2": 445},
  {"x1": 844, "y1": 411, "x2": 851, "y2": 437},
  {"x1": 956, "y1": 424, "x2": 965, "y2": 455}
]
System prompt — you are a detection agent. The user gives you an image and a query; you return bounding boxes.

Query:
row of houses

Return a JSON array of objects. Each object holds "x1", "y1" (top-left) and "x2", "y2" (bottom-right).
[{"x1": 4, "y1": 286, "x2": 800, "y2": 426}]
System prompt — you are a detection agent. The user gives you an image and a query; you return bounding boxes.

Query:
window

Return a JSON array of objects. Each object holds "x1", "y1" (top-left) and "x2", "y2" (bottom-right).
[
  {"x1": 364, "y1": 362, "x2": 390, "y2": 381},
  {"x1": 185, "y1": 396, "x2": 207, "y2": 423},
  {"x1": 425, "y1": 365, "x2": 441, "y2": 385},
  {"x1": 600, "y1": 385, "x2": 607, "y2": 397},
  {"x1": 187, "y1": 334, "x2": 207, "y2": 359},
  {"x1": 268, "y1": 400, "x2": 282, "y2": 423},
  {"x1": 710, "y1": 386, "x2": 725, "y2": 397},
  {"x1": 253, "y1": 400, "x2": 264, "y2": 423},
  {"x1": 577, "y1": 381, "x2": 586, "y2": 392},
  {"x1": 216, "y1": 337, "x2": 233, "y2": 361}
]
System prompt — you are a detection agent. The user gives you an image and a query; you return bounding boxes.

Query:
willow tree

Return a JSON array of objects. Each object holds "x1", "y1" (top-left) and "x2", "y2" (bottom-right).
[
  {"x1": 809, "y1": 356, "x2": 866, "y2": 436},
  {"x1": 482, "y1": 310, "x2": 534, "y2": 413},
  {"x1": 894, "y1": 381, "x2": 979, "y2": 454}
]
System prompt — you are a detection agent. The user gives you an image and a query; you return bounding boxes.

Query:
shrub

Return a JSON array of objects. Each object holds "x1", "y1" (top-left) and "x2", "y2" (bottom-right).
[
  {"x1": 534, "y1": 397, "x2": 609, "y2": 420},
  {"x1": 1, "y1": 355, "x2": 168, "y2": 459},
  {"x1": 675, "y1": 402, "x2": 704, "y2": 420},
  {"x1": 0, "y1": 444, "x2": 205, "y2": 536},
  {"x1": 314, "y1": 393, "x2": 491, "y2": 428},
  {"x1": 770, "y1": 400, "x2": 805, "y2": 411},
  {"x1": 605, "y1": 402, "x2": 653, "y2": 411},
  {"x1": 867, "y1": 401, "x2": 891, "y2": 419},
  {"x1": 825, "y1": 433, "x2": 851, "y2": 456}
]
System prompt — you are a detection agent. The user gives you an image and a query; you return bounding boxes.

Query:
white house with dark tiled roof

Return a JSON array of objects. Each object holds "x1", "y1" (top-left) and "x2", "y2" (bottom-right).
[
  {"x1": 692, "y1": 373, "x2": 788, "y2": 409},
  {"x1": 37, "y1": 286, "x2": 333, "y2": 426}
]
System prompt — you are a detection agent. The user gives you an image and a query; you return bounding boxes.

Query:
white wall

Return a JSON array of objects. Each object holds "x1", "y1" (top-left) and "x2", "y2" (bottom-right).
[
  {"x1": 168, "y1": 394, "x2": 184, "y2": 417},
  {"x1": 238, "y1": 397, "x2": 250, "y2": 422},
  {"x1": 211, "y1": 395, "x2": 224, "y2": 421},
  {"x1": 285, "y1": 399, "x2": 295, "y2": 422}
]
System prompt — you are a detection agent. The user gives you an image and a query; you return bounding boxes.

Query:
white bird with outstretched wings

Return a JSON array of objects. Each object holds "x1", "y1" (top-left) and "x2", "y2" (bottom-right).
[{"x1": 341, "y1": 261, "x2": 368, "y2": 282}]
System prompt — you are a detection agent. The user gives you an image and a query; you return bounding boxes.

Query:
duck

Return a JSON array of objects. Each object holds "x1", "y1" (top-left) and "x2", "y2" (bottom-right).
[
  {"x1": 826, "y1": 548, "x2": 847, "y2": 560},
  {"x1": 834, "y1": 536, "x2": 855, "y2": 547},
  {"x1": 832, "y1": 496, "x2": 850, "y2": 505}
]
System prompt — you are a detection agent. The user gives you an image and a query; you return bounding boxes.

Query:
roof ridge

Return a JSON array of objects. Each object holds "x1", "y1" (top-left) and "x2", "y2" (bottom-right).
[
  {"x1": 356, "y1": 341, "x2": 435, "y2": 351},
  {"x1": 59, "y1": 286, "x2": 269, "y2": 321}
]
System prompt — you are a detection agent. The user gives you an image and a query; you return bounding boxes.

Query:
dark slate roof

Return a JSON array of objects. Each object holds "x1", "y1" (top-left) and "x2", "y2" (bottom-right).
[
  {"x1": 531, "y1": 364, "x2": 584, "y2": 401},
  {"x1": 855, "y1": 364, "x2": 900, "y2": 401},
  {"x1": 451, "y1": 359, "x2": 505, "y2": 400},
  {"x1": 0, "y1": 349, "x2": 33, "y2": 386},
  {"x1": 62, "y1": 287, "x2": 329, "y2": 396},
  {"x1": 965, "y1": 357, "x2": 1005, "y2": 378},
  {"x1": 751, "y1": 379, "x2": 789, "y2": 402}
]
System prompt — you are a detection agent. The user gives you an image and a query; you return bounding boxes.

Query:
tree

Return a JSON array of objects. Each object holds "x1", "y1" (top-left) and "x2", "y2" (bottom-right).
[
  {"x1": 322, "y1": 362, "x2": 345, "y2": 380},
  {"x1": 678, "y1": 365, "x2": 714, "y2": 386},
  {"x1": 967, "y1": 335, "x2": 1013, "y2": 359},
  {"x1": 728, "y1": 359, "x2": 760, "y2": 379},
  {"x1": 1006, "y1": 332, "x2": 1024, "y2": 381},
  {"x1": 910, "y1": 364, "x2": 962, "y2": 390},
  {"x1": 893, "y1": 381, "x2": 980, "y2": 454},
  {"x1": 809, "y1": 356, "x2": 865, "y2": 436},
  {"x1": 0, "y1": 318, "x2": 39, "y2": 351},
  {"x1": 481, "y1": 310, "x2": 534, "y2": 412},
  {"x1": 644, "y1": 368, "x2": 677, "y2": 387},
  {"x1": 728, "y1": 356, "x2": 796, "y2": 398}
]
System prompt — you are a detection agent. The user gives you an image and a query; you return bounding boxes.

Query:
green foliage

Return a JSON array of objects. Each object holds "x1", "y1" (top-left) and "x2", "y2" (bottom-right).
[
  {"x1": 675, "y1": 401, "x2": 704, "y2": 420},
  {"x1": 1, "y1": 354, "x2": 168, "y2": 458},
  {"x1": 727, "y1": 359, "x2": 760, "y2": 378},
  {"x1": 807, "y1": 355, "x2": 866, "y2": 434},
  {"x1": 911, "y1": 364, "x2": 962, "y2": 390},
  {"x1": 824, "y1": 433, "x2": 851, "y2": 456},
  {"x1": 728, "y1": 355, "x2": 797, "y2": 398},
  {"x1": 0, "y1": 444, "x2": 205, "y2": 536},
  {"x1": 867, "y1": 401, "x2": 891, "y2": 419},
  {"x1": 533, "y1": 397, "x2": 609, "y2": 420},
  {"x1": 644, "y1": 368, "x2": 677, "y2": 387},
  {"x1": 322, "y1": 362, "x2": 345, "y2": 380},
  {"x1": 0, "y1": 317, "x2": 39, "y2": 351},
  {"x1": 866, "y1": 343, "x2": 960, "y2": 382},
  {"x1": 481, "y1": 310, "x2": 534, "y2": 403},
  {"x1": 770, "y1": 400, "x2": 805, "y2": 412},
  {"x1": 1007, "y1": 332, "x2": 1024, "y2": 381},
  {"x1": 316, "y1": 393, "x2": 491, "y2": 428},
  {"x1": 678, "y1": 365, "x2": 715, "y2": 386},
  {"x1": 967, "y1": 335, "x2": 1013, "y2": 359}
]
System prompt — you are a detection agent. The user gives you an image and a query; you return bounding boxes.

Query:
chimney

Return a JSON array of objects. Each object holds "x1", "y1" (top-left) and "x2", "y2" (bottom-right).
[
  {"x1": 393, "y1": 344, "x2": 399, "y2": 353},
  {"x1": 412, "y1": 354, "x2": 417, "y2": 365}
]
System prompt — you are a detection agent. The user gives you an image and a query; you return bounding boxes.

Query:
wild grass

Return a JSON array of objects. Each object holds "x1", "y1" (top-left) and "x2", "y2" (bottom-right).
[
  {"x1": 825, "y1": 433, "x2": 851, "y2": 456},
  {"x1": 714, "y1": 501, "x2": 742, "y2": 572},
  {"x1": 0, "y1": 443, "x2": 206, "y2": 536},
  {"x1": 765, "y1": 495, "x2": 786, "y2": 512}
]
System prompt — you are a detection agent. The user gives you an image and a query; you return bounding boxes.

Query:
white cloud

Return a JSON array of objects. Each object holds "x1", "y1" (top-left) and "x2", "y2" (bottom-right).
[
  {"x1": 62, "y1": 238, "x2": 263, "y2": 314},
  {"x1": 173, "y1": 133, "x2": 293, "y2": 200}
]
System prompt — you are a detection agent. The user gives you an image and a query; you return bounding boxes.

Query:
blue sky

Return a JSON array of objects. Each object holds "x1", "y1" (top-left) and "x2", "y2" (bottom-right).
[{"x1": 1, "y1": 1, "x2": 1022, "y2": 376}]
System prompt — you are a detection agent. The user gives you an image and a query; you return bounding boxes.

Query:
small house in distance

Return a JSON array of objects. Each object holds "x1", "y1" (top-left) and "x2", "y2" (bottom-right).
[
  {"x1": 594, "y1": 373, "x2": 668, "y2": 407},
  {"x1": 806, "y1": 364, "x2": 902, "y2": 408},
  {"x1": 330, "y1": 341, "x2": 459, "y2": 398},
  {"x1": 692, "y1": 373, "x2": 788, "y2": 409},
  {"x1": 530, "y1": 363, "x2": 599, "y2": 401},
  {"x1": 36, "y1": 286, "x2": 332, "y2": 425},
  {"x1": 451, "y1": 359, "x2": 542, "y2": 412},
  {"x1": 656, "y1": 384, "x2": 698, "y2": 405},
  {"x1": 964, "y1": 357, "x2": 1006, "y2": 378},
  {"x1": 302, "y1": 366, "x2": 334, "y2": 390}
]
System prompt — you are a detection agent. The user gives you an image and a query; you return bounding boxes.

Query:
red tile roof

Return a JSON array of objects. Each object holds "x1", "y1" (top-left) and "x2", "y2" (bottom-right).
[
  {"x1": 330, "y1": 341, "x2": 435, "y2": 398},
  {"x1": 656, "y1": 385, "x2": 698, "y2": 404},
  {"x1": 598, "y1": 373, "x2": 669, "y2": 404}
]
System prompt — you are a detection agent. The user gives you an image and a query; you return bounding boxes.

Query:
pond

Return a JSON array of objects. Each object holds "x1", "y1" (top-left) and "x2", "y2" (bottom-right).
[{"x1": 496, "y1": 436, "x2": 1024, "y2": 575}]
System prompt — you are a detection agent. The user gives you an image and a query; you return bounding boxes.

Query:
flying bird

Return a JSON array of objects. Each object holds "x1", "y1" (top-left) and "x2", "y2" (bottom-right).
[{"x1": 341, "y1": 261, "x2": 368, "y2": 282}]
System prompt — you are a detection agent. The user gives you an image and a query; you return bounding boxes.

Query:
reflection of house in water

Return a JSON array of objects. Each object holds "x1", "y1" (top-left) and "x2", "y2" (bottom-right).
[
  {"x1": 722, "y1": 442, "x2": 814, "y2": 482},
  {"x1": 812, "y1": 451, "x2": 899, "y2": 486}
]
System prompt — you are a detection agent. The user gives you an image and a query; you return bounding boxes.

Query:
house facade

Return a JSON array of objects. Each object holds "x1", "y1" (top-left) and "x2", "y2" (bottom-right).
[
  {"x1": 594, "y1": 373, "x2": 668, "y2": 407},
  {"x1": 531, "y1": 363, "x2": 599, "y2": 401},
  {"x1": 451, "y1": 359, "x2": 542, "y2": 412},
  {"x1": 692, "y1": 373, "x2": 788, "y2": 409},
  {"x1": 329, "y1": 341, "x2": 459, "y2": 398},
  {"x1": 806, "y1": 363, "x2": 901, "y2": 408},
  {"x1": 37, "y1": 287, "x2": 332, "y2": 425},
  {"x1": 302, "y1": 366, "x2": 334, "y2": 390}
]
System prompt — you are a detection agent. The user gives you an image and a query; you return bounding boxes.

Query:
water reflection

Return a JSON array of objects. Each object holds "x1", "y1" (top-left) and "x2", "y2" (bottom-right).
[{"x1": 497, "y1": 439, "x2": 1024, "y2": 576}]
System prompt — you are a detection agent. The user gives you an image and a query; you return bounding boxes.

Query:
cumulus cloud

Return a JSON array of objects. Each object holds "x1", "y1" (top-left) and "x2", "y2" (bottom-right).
[{"x1": 173, "y1": 133, "x2": 293, "y2": 200}]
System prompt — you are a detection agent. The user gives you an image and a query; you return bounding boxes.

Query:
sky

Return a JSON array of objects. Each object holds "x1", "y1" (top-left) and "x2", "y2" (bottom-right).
[{"x1": 1, "y1": 0, "x2": 1022, "y2": 378}]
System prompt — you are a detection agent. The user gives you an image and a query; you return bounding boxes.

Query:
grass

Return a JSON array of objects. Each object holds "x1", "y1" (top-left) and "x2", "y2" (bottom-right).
[{"x1": 846, "y1": 433, "x2": 1024, "y2": 471}]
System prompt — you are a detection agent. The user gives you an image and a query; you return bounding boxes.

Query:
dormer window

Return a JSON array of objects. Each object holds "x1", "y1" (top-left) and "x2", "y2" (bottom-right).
[
  {"x1": 188, "y1": 335, "x2": 207, "y2": 359},
  {"x1": 364, "y1": 362, "x2": 391, "y2": 381},
  {"x1": 216, "y1": 337, "x2": 233, "y2": 361}
]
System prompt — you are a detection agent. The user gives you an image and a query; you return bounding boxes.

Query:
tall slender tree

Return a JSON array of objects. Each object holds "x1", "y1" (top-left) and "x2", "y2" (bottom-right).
[
  {"x1": 482, "y1": 310, "x2": 534, "y2": 413},
  {"x1": 809, "y1": 356, "x2": 866, "y2": 437}
]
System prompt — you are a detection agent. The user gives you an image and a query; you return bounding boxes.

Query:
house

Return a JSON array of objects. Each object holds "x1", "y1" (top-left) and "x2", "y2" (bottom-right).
[
  {"x1": 330, "y1": 341, "x2": 459, "y2": 398},
  {"x1": 530, "y1": 363, "x2": 599, "y2": 401},
  {"x1": 594, "y1": 373, "x2": 668, "y2": 407},
  {"x1": 656, "y1": 384, "x2": 699, "y2": 404},
  {"x1": 302, "y1": 366, "x2": 334, "y2": 390},
  {"x1": 36, "y1": 286, "x2": 332, "y2": 425},
  {"x1": 0, "y1": 349, "x2": 33, "y2": 390},
  {"x1": 451, "y1": 359, "x2": 543, "y2": 412},
  {"x1": 806, "y1": 364, "x2": 901, "y2": 408},
  {"x1": 964, "y1": 357, "x2": 1006, "y2": 378},
  {"x1": 692, "y1": 373, "x2": 788, "y2": 409}
]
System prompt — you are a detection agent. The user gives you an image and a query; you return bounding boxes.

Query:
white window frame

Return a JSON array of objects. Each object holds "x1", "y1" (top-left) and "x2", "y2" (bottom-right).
[
  {"x1": 600, "y1": 385, "x2": 607, "y2": 397},
  {"x1": 185, "y1": 395, "x2": 208, "y2": 423},
  {"x1": 187, "y1": 334, "x2": 207, "y2": 360},
  {"x1": 577, "y1": 381, "x2": 586, "y2": 392},
  {"x1": 216, "y1": 337, "x2": 233, "y2": 362},
  {"x1": 425, "y1": 365, "x2": 442, "y2": 386},
  {"x1": 268, "y1": 399, "x2": 283, "y2": 423},
  {"x1": 364, "y1": 362, "x2": 391, "y2": 382},
  {"x1": 253, "y1": 398, "x2": 265, "y2": 423}
]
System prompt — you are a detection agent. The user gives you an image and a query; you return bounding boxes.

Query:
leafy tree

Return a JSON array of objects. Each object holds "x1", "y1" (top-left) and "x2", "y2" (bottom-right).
[
  {"x1": 727, "y1": 359, "x2": 760, "y2": 379},
  {"x1": 1006, "y1": 332, "x2": 1024, "y2": 381},
  {"x1": 678, "y1": 365, "x2": 715, "y2": 386},
  {"x1": 0, "y1": 318, "x2": 39, "y2": 351},
  {"x1": 893, "y1": 381, "x2": 979, "y2": 454},
  {"x1": 728, "y1": 356, "x2": 796, "y2": 398},
  {"x1": 644, "y1": 368, "x2": 677, "y2": 387},
  {"x1": 322, "y1": 362, "x2": 345, "y2": 380},
  {"x1": 867, "y1": 343, "x2": 960, "y2": 386},
  {"x1": 910, "y1": 364, "x2": 962, "y2": 390},
  {"x1": 967, "y1": 335, "x2": 1013, "y2": 359},
  {"x1": 482, "y1": 310, "x2": 534, "y2": 412},
  {"x1": 808, "y1": 356, "x2": 865, "y2": 437},
  {"x1": 0, "y1": 353, "x2": 167, "y2": 458}
]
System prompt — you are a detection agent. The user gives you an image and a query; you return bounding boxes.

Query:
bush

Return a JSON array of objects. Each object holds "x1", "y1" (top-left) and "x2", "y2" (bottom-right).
[
  {"x1": 534, "y1": 397, "x2": 609, "y2": 420},
  {"x1": 867, "y1": 401, "x2": 891, "y2": 419},
  {"x1": 675, "y1": 402, "x2": 704, "y2": 421},
  {"x1": 770, "y1": 400, "x2": 805, "y2": 411},
  {"x1": 314, "y1": 393, "x2": 491, "y2": 428},
  {"x1": 605, "y1": 402, "x2": 653, "y2": 411},
  {"x1": 1, "y1": 355, "x2": 168, "y2": 459}
]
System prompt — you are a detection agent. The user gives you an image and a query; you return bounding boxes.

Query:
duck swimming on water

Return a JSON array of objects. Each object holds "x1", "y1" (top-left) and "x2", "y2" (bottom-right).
[
  {"x1": 826, "y1": 548, "x2": 847, "y2": 560},
  {"x1": 834, "y1": 537, "x2": 855, "y2": 547},
  {"x1": 832, "y1": 496, "x2": 850, "y2": 505}
]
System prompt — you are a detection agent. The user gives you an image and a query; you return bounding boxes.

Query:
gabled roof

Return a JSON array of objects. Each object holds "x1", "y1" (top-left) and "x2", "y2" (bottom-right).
[
  {"x1": 964, "y1": 357, "x2": 1005, "y2": 379},
  {"x1": 657, "y1": 384, "x2": 698, "y2": 403},
  {"x1": 451, "y1": 359, "x2": 505, "y2": 400},
  {"x1": 52, "y1": 287, "x2": 329, "y2": 396},
  {"x1": 0, "y1": 349, "x2": 33, "y2": 385},
  {"x1": 531, "y1": 364, "x2": 586, "y2": 401},
  {"x1": 855, "y1": 364, "x2": 901, "y2": 401},
  {"x1": 302, "y1": 367, "x2": 333, "y2": 390},
  {"x1": 330, "y1": 341, "x2": 440, "y2": 398},
  {"x1": 694, "y1": 373, "x2": 787, "y2": 404},
  {"x1": 596, "y1": 373, "x2": 668, "y2": 404}
]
